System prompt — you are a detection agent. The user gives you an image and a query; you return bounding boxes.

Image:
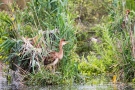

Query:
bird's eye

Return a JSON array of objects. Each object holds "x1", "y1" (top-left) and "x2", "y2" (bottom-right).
[{"x1": 61, "y1": 39, "x2": 65, "y2": 41}]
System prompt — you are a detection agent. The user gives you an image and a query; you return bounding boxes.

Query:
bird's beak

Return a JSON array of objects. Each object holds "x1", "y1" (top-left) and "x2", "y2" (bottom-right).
[
  {"x1": 65, "y1": 41, "x2": 69, "y2": 44},
  {"x1": 63, "y1": 41, "x2": 68, "y2": 45}
]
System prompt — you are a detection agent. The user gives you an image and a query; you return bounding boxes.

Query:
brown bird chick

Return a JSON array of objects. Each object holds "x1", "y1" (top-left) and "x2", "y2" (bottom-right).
[{"x1": 44, "y1": 39, "x2": 68, "y2": 72}]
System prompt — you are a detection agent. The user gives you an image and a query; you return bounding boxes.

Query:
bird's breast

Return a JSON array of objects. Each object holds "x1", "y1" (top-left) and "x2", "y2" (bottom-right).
[{"x1": 58, "y1": 53, "x2": 63, "y2": 60}]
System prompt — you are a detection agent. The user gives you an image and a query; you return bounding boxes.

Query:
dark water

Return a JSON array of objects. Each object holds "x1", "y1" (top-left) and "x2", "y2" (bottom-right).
[{"x1": 0, "y1": 79, "x2": 135, "y2": 90}]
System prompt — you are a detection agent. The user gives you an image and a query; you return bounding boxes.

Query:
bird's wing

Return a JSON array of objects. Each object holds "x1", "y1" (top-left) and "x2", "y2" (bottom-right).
[
  {"x1": 48, "y1": 58, "x2": 59, "y2": 66},
  {"x1": 44, "y1": 52, "x2": 58, "y2": 65}
]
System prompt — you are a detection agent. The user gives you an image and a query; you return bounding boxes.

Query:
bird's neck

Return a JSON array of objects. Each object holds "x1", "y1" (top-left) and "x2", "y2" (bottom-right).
[{"x1": 58, "y1": 43, "x2": 63, "y2": 59}]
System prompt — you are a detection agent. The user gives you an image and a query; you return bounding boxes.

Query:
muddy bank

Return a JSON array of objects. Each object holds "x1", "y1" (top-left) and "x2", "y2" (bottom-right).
[{"x1": 0, "y1": 61, "x2": 7, "y2": 89}]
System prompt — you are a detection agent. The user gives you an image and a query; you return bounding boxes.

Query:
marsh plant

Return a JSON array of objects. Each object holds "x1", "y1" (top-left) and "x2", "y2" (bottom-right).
[{"x1": 0, "y1": 0, "x2": 78, "y2": 85}]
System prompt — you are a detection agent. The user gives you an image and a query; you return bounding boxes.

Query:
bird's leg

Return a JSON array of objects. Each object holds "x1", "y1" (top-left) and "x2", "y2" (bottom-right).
[{"x1": 52, "y1": 65, "x2": 55, "y2": 73}]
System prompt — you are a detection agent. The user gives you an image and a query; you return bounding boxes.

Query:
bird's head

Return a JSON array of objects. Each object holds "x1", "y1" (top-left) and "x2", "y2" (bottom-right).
[
  {"x1": 60, "y1": 39, "x2": 68, "y2": 46},
  {"x1": 126, "y1": 9, "x2": 130, "y2": 15}
]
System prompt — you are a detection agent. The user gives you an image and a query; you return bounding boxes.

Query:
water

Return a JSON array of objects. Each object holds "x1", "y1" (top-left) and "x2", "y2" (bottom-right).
[
  {"x1": 39, "y1": 84, "x2": 114, "y2": 90},
  {"x1": 0, "y1": 81, "x2": 135, "y2": 90},
  {"x1": 0, "y1": 79, "x2": 135, "y2": 90},
  {"x1": 0, "y1": 61, "x2": 8, "y2": 90},
  {"x1": 23, "y1": 83, "x2": 134, "y2": 90}
]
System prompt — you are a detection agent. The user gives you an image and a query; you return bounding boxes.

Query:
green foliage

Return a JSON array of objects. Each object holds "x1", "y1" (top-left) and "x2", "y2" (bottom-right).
[
  {"x1": 69, "y1": 0, "x2": 110, "y2": 24},
  {"x1": 107, "y1": 0, "x2": 135, "y2": 82},
  {"x1": 0, "y1": 12, "x2": 13, "y2": 38},
  {"x1": 75, "y1": 0, "x2": 135, "y2": 83},
  {"x1": 26, "y1": 68, "x2": 63, "y2": 86},
  {"x1": 126, "y1": 0, "x2": 135, "y2": 11},
  {"x1": 78, "y1": 24, "x2": 117, "y2": 80},
  {"x1": 0, "y1": 0, "x2": 78, "y2": 85},
  {"x1": 78, "y1": 55, "x2": 105, "y2": 76}
]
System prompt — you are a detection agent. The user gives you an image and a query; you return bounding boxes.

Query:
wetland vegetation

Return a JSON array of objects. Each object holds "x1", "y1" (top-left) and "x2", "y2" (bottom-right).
[{"x1": 0, "y1": 0, "x2": 135, "y2": 88}]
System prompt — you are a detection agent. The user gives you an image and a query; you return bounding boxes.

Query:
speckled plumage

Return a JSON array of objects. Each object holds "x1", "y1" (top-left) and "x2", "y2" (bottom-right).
[{"x1": 44, "y1": 39, "x2": 67, "y2": 68}]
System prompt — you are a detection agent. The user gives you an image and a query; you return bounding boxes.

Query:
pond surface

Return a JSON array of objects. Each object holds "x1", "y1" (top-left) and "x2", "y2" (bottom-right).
[
  {"x1": 0, "y1": 80, "x2": 135, "y2": 90},
  {"x1": 0, "y1": 79, "x2": 135, "y2": 90},
  {"x1": 39, "y1": 84, "x2": 116, "y2": 90},
  {"x1": 39, "y1": 84, "x2": 135, "y2": 90}
]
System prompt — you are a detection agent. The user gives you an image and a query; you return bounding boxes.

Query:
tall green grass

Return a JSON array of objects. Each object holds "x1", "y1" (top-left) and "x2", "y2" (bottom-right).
[
  {"x1": 107, "y1": 0, "x2": 135, "y2": 82},
  {"x1": 73, "y1": 0, "x2": 135, "y2": 83},
  {"x1": 0, "y1": 0, "x2": 78, "y2": 85}
]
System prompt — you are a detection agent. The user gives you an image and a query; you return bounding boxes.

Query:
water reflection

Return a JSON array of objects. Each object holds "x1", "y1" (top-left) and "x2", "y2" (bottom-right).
[
  {"x1": 35, "y1": 84, "x2": 134, "y2": 90},
  {"x1": 40, "y1": 84, "x2": 114, "y2": 90},
  {"x1": 0, "y1": 81, "x2": 135, "y2": 90}
]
